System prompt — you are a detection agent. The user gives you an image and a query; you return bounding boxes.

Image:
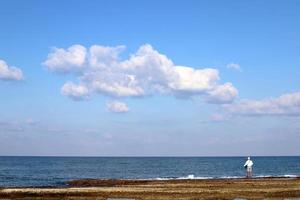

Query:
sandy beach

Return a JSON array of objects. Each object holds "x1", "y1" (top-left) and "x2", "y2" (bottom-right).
[{"x1": 1, "y1": 178, "x2": 300, "y2": 200}]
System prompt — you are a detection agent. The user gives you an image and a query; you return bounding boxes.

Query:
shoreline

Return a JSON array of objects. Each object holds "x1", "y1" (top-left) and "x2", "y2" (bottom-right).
[
  {"x1": 1, "y1": 176, "x2": 299, "y2": 189},
  {"x1": 66, "y1": 176, "x2": 300, "y2": 187},
  {"x1": 1, "y1": 177, "x2": 300, "y2": 199}
]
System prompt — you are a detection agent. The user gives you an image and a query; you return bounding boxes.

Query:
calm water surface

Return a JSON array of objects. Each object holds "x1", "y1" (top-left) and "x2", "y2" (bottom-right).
[{"x1": 0, "y1": 156, "x2": 299, "y2": 187}]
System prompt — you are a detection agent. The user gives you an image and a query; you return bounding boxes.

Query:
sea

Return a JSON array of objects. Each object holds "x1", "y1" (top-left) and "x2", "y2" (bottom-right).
[{"x1": 0, "y1": 156, "x2": 299, "y2": 187}]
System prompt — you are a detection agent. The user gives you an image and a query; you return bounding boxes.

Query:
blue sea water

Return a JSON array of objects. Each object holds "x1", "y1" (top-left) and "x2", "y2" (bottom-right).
[{"x1": 0, "y1": 156, "x2": 299, "y2": 187}]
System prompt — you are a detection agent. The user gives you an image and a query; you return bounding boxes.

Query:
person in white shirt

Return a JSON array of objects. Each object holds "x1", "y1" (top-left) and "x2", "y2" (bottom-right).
[{"x1": 244, "y1": 157, "x2": 254, "y2": 178}]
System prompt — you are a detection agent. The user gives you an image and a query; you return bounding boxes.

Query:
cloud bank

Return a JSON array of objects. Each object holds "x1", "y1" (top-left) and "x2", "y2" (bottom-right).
[
  {"x1": 43, "y1": 44, "x2": 238, "y2": 108},
  {"x1": 224, "y1": 91, "x2": 300, "y2": 116},
  {"x1": 0, "y1": 59, "x2": 23, "y2": 81}
]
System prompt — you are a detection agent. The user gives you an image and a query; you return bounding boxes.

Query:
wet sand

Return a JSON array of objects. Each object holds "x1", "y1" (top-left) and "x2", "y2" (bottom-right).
[{"x1": 1, "y1": 178, "x2": 300, "y2": 200}]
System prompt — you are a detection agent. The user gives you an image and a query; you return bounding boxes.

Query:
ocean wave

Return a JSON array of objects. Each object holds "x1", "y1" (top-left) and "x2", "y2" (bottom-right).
[
  {"x1": 283, "y1": 174, "x2": 299, "y2": 178},
  {"x1": 177, "y1": 174, "x2": 214, "y2": 180},
  {"x1": 142, "y1": 174, "x2": 299, "y2": 181},
  {"x1": 256, "y1": 174, "x2": 299, "y2": 178},
  {"x1": 146, "y1": 175, "x2": 214, "y2": 180},
  {"x1": 219, "y1": 176, "x2": 243, "y2": 179}
]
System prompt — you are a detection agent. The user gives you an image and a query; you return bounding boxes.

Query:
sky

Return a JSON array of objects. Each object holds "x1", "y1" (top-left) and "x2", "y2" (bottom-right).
[{"x1": 1, "y1": 0, "x2": 300, "y2": 156}]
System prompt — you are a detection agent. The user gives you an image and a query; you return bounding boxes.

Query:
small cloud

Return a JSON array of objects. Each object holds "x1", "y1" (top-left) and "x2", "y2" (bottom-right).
[
  {"x1": 226, "y1": 62, "x2": 241, "y2": 71},
  {"x1": 61, "y1": 82, "x2": 90, "y2": 101},
  {"x1": 0, "y1": 59, "x2": 24, "y2": 81},
  {"x1": 205, "y1": 83, "x2": 238, "y2": 104},
  {"x1": 106, "y1": 101, "x2": 130, "y2": 113}
]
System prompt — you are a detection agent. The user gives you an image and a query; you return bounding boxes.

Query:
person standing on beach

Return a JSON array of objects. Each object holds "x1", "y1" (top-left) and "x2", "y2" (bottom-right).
[{"x1": 244, "y1": 157, "x2": 254, "y2": 178}]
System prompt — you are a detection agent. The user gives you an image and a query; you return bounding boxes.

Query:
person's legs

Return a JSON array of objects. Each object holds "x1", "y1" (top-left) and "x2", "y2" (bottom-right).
[
  {"x1": 248, "y1": 166, "x2": 252, "y2": 178},
  {"x1": 246, "y1": 166, "x2": 252, "y2": 178}
]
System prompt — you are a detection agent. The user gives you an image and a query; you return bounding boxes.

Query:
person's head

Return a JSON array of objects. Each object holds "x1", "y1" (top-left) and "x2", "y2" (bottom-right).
[{"x1": 248, "y1": 157, "x2": 250, "y2": 160}]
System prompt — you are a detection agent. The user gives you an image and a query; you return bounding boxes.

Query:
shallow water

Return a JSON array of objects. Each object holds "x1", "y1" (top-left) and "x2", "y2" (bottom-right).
[{"x1": 0, "y1": 156, "x2": 299, "y2": 187}]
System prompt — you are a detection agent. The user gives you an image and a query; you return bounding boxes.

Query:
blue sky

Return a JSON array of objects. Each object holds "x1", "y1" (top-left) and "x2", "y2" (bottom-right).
[{"x1": 1, "y1": 0, "x2": 300, "y2": 156}]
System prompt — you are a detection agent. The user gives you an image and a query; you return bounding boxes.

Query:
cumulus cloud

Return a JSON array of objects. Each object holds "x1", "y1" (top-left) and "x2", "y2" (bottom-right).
[
  {"x1": 169, "y1": 67, "x2": 218, "y2": 93},
  {"x1": 227, "y1": 62, "x2": 241, "y2": 71},
  {"x1": 206, "y1": 83, "x2": 238, "y2": 104},
  {"x1": 224, "y1": 91, "x2": 300, "y2": 116},
  {"x1": 106, "y1": 101, "x2": 130, "y2": 113},
  {"x1": 43, "y1": 45, "x2": 87, "y2": 73},
  {"x1": 61, "y1": 82, "x2": 89, "y2": 100},
  {"x1": 44, "y1": 44, "x2": 237, "y2": 106},
  {"x1": 0, "y1": 59, "x2": 23, "y2": 81}
]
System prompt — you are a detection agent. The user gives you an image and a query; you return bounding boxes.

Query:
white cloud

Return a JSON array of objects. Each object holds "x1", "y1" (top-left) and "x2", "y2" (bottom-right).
[
  {"x1": 206, "y1": 83, "x2": 238, "y2": 104},
  {"x1": 61, "y1": 82, "x2": 89, "y2": 100},
  {"x1": 44, "y1": 44, "x2": 238, "y2": 106},
  {"x1": 224, "y1": 91, "x2": 300, "y2": 116},
  {"x1": 82, "y1": 72, "x2": 145, "y2": 97},
  {"x1": 89, "y1": 45, "x2": 125, "y2": 69},
  {"x1": 169, "y1": 67, "x2": 218, "y2": 93},
  {"x1": 227, "y1": 62, "x2": 241, "y2": 71},
  {"x1": 0, "y1": 59, "x2": 23, "y2": 81},
  {"x1": 43, "y1": 45, "x2": 87, "y2": 73},
  {"x1": 106, "y1": 101, "x2": 130, "y2": 113}
]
